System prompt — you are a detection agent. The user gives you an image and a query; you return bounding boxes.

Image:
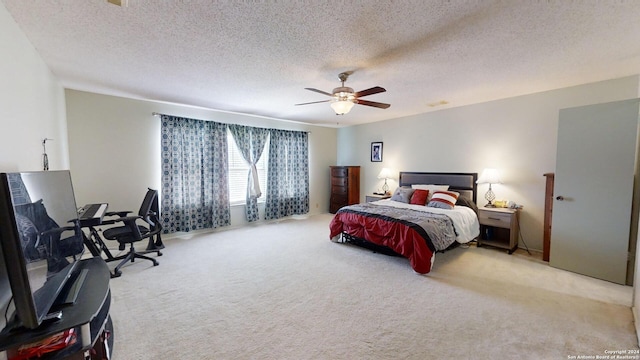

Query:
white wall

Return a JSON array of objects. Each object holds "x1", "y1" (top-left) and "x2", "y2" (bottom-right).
[
  {"x1": 337, "y1": 76, "x2": 640, "y2": 252},
  {"x1": 65, "y1": 90, "x2": 337, "y2": 230},
  {"x1": 0, "y1": 5, "x2": 68, "y2": 171},
  {"x1": 0, "y1": 3, "x2": 68, "y2": 343}
]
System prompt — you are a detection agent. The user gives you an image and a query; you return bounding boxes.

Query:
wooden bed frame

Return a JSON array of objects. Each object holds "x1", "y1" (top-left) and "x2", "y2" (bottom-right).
[{"x1": 341, "y1": 171, "x2": 478, "y2": 256}]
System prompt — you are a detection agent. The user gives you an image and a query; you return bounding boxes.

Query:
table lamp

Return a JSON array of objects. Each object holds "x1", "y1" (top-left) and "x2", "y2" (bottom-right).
[
  {"x1": 476, "y1": 168, "x2": 502, "y2": 207},
  {"x1": 377, "y1": 168, "x2": 393, "y2": 195}
]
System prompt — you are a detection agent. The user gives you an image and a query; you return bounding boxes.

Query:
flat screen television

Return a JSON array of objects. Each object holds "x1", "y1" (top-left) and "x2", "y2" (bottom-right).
[{"x1": 0, "y1": 170, "x2": 85, "y2": 330}]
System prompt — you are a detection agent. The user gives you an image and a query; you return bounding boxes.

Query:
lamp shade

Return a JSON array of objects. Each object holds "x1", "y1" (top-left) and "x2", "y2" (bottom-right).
[
  {"x1": 476, "y1": 168, "x2": 502, "y2": 184},
  {"x1": 330, "y1": 100, "x2": 355, "y2": 115},
  {"x1": 377, "y1": 168, "x2": 394, "y2": 179}
]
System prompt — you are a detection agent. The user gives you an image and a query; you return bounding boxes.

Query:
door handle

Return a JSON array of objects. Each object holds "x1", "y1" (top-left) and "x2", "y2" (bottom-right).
[{"x1": 556, "y1": 196, "x2": 565, "y2": 201}]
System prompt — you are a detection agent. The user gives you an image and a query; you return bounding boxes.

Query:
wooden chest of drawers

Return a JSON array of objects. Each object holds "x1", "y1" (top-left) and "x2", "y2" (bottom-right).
[{"x1": 329, "y1": 166, "x2": 360, "y2": 213}]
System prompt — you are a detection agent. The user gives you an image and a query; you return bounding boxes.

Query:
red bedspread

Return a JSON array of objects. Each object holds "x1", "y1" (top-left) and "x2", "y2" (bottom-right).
[{"x1": 329, "y1": 207, "x2": 437, "y2": 274}]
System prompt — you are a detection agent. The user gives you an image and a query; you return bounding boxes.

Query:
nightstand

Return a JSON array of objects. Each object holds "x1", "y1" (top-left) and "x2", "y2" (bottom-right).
[
  {"x1": 365, "y1": 194, "x2": 390, "y2": 203},
  {"x1": 477, "y1": 207, "x2": 519, "y2": 254}
]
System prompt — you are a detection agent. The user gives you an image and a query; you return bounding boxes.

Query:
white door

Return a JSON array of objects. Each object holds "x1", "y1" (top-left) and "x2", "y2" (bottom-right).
[{"x1": 550, "y1": 99, "x2": 639, "y2": 284}]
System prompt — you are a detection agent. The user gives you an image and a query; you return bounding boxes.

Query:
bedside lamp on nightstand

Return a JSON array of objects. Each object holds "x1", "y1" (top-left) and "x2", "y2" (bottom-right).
[
  {"x1": 476, "y1": 168, "x2": 502, "y2": 208},
  {"x1": 377, "y1": 167, "x2": 394, "y2": 195}
]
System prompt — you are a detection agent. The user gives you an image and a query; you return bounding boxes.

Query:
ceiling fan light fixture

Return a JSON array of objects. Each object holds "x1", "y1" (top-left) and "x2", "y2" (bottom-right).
[
  {"x1": 331, "y1": 100, "x2": 355, "y2": 115},
  {"x1": 297, "y1": 72, "x2": 389, "y2": 113},
  {"x1": 332, "y1": 86, "x2": 354, "y2": 97}
]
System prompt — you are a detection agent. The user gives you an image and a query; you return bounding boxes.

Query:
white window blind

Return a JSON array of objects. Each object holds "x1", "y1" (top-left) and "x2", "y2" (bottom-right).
[{"x1": 227, "y1": 131, "x2": 269, "y2": 205}]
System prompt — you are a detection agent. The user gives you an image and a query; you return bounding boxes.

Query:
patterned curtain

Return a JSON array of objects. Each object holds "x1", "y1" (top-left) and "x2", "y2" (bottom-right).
[
  {"x1": 7, "y1": 174, "x2": 31, "y2": 205},
  {"x1": 160, "y1": 115, "x2": 230, "y2": 233},
  {"x1": 264, "y1": 129, "x2": 309, "y2": 220},
  {"x1": 228, "y1": 124, "x2": 269, "y2": 222}
]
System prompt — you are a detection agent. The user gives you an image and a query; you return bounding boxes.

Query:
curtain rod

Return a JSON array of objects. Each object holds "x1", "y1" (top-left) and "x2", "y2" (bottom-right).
[{"x1": 152, "y1": 112, "x2": 311, "y2": 133}]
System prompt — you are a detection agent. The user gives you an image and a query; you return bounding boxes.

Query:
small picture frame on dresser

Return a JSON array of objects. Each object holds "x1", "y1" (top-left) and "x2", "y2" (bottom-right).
[{"x1": 371, "y1": 142, "x2": 383, "y2": 162}]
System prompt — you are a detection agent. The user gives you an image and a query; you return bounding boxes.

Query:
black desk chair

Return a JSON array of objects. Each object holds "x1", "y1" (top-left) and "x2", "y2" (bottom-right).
[{"x1": 101, "y1": 188, "x2": 164, "y2": 277}]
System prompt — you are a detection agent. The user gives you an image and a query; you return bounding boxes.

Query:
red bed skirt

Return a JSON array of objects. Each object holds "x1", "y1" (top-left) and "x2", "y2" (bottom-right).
[{"x1": 329, "y1": 210, "x2": 435, "y2": 274}]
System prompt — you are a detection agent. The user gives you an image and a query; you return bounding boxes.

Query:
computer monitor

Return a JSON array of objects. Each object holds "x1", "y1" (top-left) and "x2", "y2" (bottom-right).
[{"x1": 0, "y1": 170, "x2": 85, "y2": 329}]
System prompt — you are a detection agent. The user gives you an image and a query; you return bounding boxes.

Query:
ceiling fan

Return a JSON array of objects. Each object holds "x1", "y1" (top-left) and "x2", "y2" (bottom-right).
[{"x1": 296, "y1": 72, "x2": 390, "y2": 115}]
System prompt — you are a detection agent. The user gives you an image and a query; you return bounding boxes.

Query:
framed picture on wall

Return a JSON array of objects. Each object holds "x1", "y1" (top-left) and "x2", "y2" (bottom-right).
[{"x1": 371, "y1": 142, "x2": 383, "y2": 162}]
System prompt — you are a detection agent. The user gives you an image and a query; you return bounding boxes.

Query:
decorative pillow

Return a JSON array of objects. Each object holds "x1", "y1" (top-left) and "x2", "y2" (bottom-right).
[
  {"x1": 409, "y1": 189, "x2": 429, "y2": 206},
  {"x1": 411, "y1": 184, "x2": 450, "y2": 201},
  {"x1": 390, "y1": 187, "x2": 415, "y2": 203},
  {"x1": 427, "y1": 190, "x2": 460, "y2": 210},
  {"x1": 455, "y1": 195, "x2": 479, "y2": 215}
]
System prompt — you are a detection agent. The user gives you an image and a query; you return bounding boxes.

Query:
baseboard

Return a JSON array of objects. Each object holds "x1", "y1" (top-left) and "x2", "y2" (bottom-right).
[{"x1": 163, "y1": 212, "x2": 323, "y2": 240}]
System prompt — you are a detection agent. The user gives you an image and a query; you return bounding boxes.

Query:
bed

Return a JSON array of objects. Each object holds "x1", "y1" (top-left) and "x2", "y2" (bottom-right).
[{"x1": 329, "y1": 172, "x2": 480, "y2": 274}]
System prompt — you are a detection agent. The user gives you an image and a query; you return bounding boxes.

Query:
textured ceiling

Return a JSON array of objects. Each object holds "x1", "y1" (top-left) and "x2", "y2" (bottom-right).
[{"x1": 3, "y1": 0, "x2": 640, "y2": 127}]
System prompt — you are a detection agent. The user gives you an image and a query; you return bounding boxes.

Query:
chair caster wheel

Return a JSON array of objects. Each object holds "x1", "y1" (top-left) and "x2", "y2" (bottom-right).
[{"x1": 111, "y1": 271, "x2": 121, "y2": 278}]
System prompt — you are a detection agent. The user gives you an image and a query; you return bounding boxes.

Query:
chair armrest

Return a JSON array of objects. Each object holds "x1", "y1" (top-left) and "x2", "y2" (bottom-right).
[
  {"x1": 116, "y1": 215, "x2": 142, "y2": 223},
  {"x1": 108, "y1": 215, "x2": 144, "y2": 239},
  {"x1": 39, "y1": 220, "x2": 82, "y2": 249},
  {"x1": 99, "y1": 216, "x2": 136, "y2": 226},
  {"x1": 105, "y1": 210, "x2": 132, "y2": 217},
  {"x1": 40, "y1": 225, "x2": 76, "y2": 237}
]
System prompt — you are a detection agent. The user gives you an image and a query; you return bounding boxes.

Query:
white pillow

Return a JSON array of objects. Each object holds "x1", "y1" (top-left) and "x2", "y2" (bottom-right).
[{"x1": 411, "y1": 184, "x2": 449, "y2": 201}]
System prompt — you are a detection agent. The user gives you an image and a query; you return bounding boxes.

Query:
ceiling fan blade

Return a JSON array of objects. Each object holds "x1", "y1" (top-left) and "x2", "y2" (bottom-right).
[
  {"x1": 355, "y1": 86, "x2": 386, "y2": 98},
  {"x1": 304, "y1": 88, "x2": 333, "y2": 97},
  {"x1": 107, "y1": 0, "x2": 128, "y2": 6},
  {"x1": 355, "y1": 99, "x2": 391, "y2": 109},
  {"x1": 295, "y1": 100, "x2": 331, "y2": 106}
]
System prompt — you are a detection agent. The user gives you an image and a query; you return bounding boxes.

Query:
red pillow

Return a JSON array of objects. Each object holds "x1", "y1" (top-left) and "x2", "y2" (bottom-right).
[{"x1": 410, "y1": 189, "x2": 429, "y2": 206}]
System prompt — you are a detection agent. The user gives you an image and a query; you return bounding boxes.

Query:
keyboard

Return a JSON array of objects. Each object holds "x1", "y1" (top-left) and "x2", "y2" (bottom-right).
[{"x1": 78, "y1": 203, "x2": 108, "y2": 227}]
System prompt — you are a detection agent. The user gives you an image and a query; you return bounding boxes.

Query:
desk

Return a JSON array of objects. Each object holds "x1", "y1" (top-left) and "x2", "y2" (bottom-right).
[
  {"x1": 79, "y1": 203, "x2": 164, "y2": 278},
  {"x1": 79, "y1": 203, "x2": 109, "y2": 258}
]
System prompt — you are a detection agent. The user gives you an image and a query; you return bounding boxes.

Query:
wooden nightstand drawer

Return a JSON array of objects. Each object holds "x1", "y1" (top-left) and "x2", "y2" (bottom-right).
[{"x1": 478, "y1": 210, "x2": 512, "y2": 228}]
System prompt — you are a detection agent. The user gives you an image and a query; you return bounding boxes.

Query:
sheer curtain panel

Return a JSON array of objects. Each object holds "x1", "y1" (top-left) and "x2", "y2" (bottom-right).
[
  {"x1": 160, "y1": 115, "x2": 231, "y2": 233},
  {"x1": 228, "y1": 124, "x2": 269, "y2": 222},
  {"x1": 265, "y1": 129, "x2": 310, "y2": 220}
]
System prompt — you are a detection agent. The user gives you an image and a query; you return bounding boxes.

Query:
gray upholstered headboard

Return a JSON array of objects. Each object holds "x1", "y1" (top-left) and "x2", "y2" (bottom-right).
[{"x1": 398, "y1": 172, "x2": 478, "y2": 203}]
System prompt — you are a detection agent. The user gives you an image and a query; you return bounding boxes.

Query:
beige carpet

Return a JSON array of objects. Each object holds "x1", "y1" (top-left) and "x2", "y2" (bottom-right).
[{"x1": 106, "y1": 213, "x2": 637, "y2": 359}]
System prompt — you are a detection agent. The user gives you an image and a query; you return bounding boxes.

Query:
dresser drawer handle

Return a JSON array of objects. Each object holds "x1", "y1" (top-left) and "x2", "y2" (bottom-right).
[{"x1": 487, "y1": 217, "x2": 503, "y2": 221}]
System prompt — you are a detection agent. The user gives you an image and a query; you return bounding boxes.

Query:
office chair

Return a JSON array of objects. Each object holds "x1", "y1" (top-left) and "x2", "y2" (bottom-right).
[
  {"x1": 14, "y1": 199, "x2": 84, "y2": 274},
  {"x1": 101, "y1": 188, "x2": 164, "y2": 277}
]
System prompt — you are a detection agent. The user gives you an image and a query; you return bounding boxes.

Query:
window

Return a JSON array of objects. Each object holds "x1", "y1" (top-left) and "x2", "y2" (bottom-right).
[{"x1": 227, "y1": 131, "x2": 269, "y2": 205}]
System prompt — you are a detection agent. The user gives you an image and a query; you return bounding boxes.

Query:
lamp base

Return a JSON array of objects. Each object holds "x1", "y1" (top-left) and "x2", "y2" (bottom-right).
[
  {"x1": 484, "y1": 187, "x2": 496, "y2": 208},
  {"x1": 382, "y1": 179, "x2": 389, "y2": 194}
]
